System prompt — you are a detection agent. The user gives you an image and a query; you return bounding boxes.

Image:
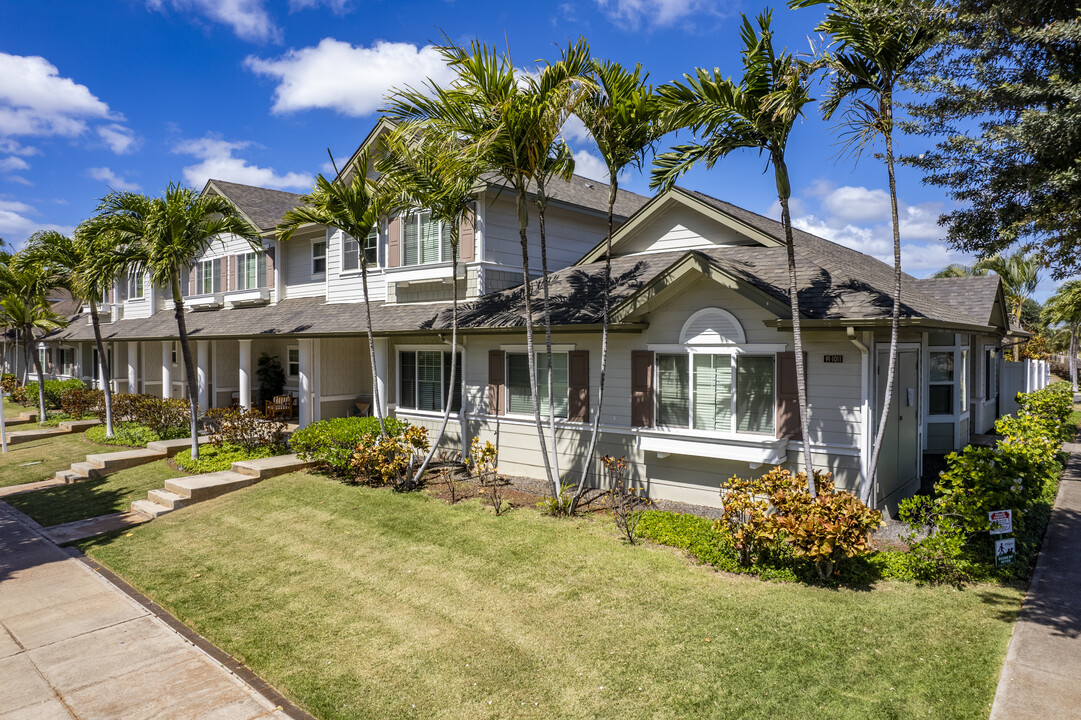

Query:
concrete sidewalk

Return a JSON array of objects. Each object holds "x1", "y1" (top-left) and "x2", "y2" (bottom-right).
[
  {"x1": 990, "y1": 446, "x2": 1081, "y2": 719},
  {"x1": 0, "y1": 503, "x2": 294, "y2": 720}
]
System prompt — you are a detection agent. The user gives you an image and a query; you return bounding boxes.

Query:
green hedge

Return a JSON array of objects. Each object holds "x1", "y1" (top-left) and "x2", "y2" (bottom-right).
[
  {"x1": 290, "y1": 416, "x2": 410, "y2": 478},
  {"x1": 174, "y1": 442, "x2": 279, "y2": 474},
  {"x1": 13, "y1": 379, "x2": 87, "y2": 409},
  {"x1": 86, "y1": 423, "x2": 163, "y2": 448}
]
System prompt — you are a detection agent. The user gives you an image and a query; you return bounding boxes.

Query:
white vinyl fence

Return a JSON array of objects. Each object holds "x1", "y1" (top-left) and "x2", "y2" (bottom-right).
[{"x1": 1000, "y1": 358, "x2": 1051, "y2": 416}]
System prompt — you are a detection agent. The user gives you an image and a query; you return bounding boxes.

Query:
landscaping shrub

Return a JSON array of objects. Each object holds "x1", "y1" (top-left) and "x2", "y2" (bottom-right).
[
  {"x1": 86, "y1": 422, "x2": 162, "y2": 448},
  {"x1": 894, "y1": 382, "x2": 1075, "y2": 585},
  {"x1": 61, "y1": 387, "x2": 103, "y2": 419},
  {"x1": 468, "y1": 437, "x2": 506, "y2": 514},
  {"x1": 202, "y1": 407, "x2": 287, "y2": 452},
  {"x1": 351, "y1": 425, "x2": 430, "y2": 491},
  {"x1": 602, "y1": 455, "x2": 648, "y2": 542},
  {"x1": 291, "y1": 416, "x2": 409, "y2": 478},
  {"x1": 15, "y1": 378, "x2": 86, "y2": 409},
  {"x1": 100, "y1": 394, "x2": 189, "y2": 438},
  {"x1": 175, "y1": 442, "x2": 278, "y2": 474},
  {"x1": 1, "y1": 374, "x2": 16, "y2": 393}
]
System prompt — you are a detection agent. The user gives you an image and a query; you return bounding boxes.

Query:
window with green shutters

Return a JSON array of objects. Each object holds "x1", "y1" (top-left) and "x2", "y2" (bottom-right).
[
  {"x1": 655, "y1": 352, "x2": 775, "y2": 434},
  {"x1": 507, "y1": 352, "x2": 568, "y2": 418},
  {"x1": 398, "y1": 350, "x2": 462, "y2": 412}
]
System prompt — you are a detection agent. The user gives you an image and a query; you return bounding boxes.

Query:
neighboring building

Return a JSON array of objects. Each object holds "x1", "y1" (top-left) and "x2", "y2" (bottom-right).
[{"x1": 41, "y1": 123, "x2": 1016, "y2": 513}]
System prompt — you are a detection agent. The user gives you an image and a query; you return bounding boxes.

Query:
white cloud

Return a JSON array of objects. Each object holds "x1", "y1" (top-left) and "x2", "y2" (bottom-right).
[
  {"x1": 173, "y1": 135, "x2": 311, "y2": 190},
  {"x1": 97, "y1": 124, "x2": 140, "y2": 154},
  {"x1": 0, "y1": 52, "x2": 115, "y2": 137},
  {"x1": 594, "y1": 0, "x2": 728, "y2": 29},
  {"x1": 0, "y1": 139, "x2": 37, "y2": 156},
  {"x1": 820, "y1": 185, "x2": 891, "y2": 223},
  {"x1": 0, "y1": 156, "x2": 29, "y2": 172},
  {"x1": 563, "y1": 114, "x2": 594, "y2": 144},
  {"x1": 88, "y1": 167, "x2": 141, "y2": 192},
  {"x1": 147, "y1": 0, "x2": 281, "y2": 43},
  {"x1": 572, "y1": 149, "x2": 611, "y2": 183},
  {"x1": 289, "y1": 0, "x2": 350, "y2": 12},
  {"x1": 0, "y1": 198, "x2": 74, "y2": 246},
  {"x1": 245, "y1": 39, "x2": 456, "y2": 117},
  {"x1": 4, "y1": 175, "x2": 32, "y2": 186}
]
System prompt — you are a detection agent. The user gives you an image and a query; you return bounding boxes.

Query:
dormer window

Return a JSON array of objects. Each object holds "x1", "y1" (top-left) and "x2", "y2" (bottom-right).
[
  {"x1": 402, "y1": 211, "x2": 453, "y2": 266},
  {"x1": 236, "y1": 252, "x2": 265, "y2": 291},
  {"x1": 343, "y1": 228, "x2": 378, "y2": 271},
  {"x1": 312, "y1": 240, "x2": 327, "y2": 275},
  {"x1": 196, "y1": 259, "x2": 220, "y2": 296},
  {"x1": 127, "y1": 272, "x2": 144, "y2": 299}
]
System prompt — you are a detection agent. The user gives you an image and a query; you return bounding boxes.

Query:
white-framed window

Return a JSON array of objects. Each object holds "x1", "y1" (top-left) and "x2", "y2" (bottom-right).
[
  {"x1": 171, "y1": 342, "x2": 178, "y2": 366},
  {"x1": 196, "y1": 259, "x2": 220, "y2": 296},
  {"x1": 236, "y1": 252, "x2": 265, "y2": 291},
  {"x1": 960, "y1": 348, "x2": 968, "y2": 407},
  {"x1": 506, "y1": 352, "x2": 568, "y2": 418},
  {"x1": 398, "y1": 350, "x2": 462, "y2": 412},
  {"x1": 657, "y1": 352, "x2": 775, "y2": 435},
  {"x1": 127, "y1": 272, "x2": 144, "y2": 300},
  {"x1": 287, "y1": 347, "x2": 300, "y2": 377},
  {"x1": 402, "y1": 210, "x2": 453, "y2": 267},
  {"x1": 56, "y1": 347, "x2": 76, "y2": 376},
  {"x1": 928, "y1": 350, "x2": 955, "y2": 416},
  {"x1": 312, "y1": 240, "x2": 327, "y2": 275},
  {"x1": 984, "y1": 346, "x2": 999, "y2": 399},
  {"x1": 343, "y1": 228, "x2": 378, "y2": 272}
]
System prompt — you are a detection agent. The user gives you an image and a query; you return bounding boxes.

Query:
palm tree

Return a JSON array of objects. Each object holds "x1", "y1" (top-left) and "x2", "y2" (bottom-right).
[
  {"x1": 977, "y1": 250, "x2": 1041, "y2": 360},
  {"x1": 791, "y1": 0, "x2": 933, "y2": 504},
  {"x1": 930, "y1": 263, "x2": 987, "y2": 278},
  {"x1": 377, "y1": 122, "x2": 484, "y2": 483},
  {"x1": 94, "y1": 184, "x2": 262, "y2": 458},
  {"x1": 652, "y1": 10, "x2": 818, "y2": 490},
  {"x1": 1043, "y1": 281, "x2": 1081, "y2": 390},
  {"x1": 385, "y1": 38, "x2": 587, "y2": 500},
  {"x1": 0, "y1": 266, "x2": 65, "y2": 422},
  {"x1": 16, "y1": 228, "x2": 133, "y2": 437},
  {"x1": 568, "y1": 58, "x2": 660, "y2": 513},
  {"x1": 278, "y1": 161, "x2": 388, "y2": 435}
]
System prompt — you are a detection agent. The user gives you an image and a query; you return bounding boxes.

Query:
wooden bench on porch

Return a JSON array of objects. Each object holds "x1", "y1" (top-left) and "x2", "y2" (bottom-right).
[{"x1": 265, "y1": 394, "x2": 294, "y2": 421}]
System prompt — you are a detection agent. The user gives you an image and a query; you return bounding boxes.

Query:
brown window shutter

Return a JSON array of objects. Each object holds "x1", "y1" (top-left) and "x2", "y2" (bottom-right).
[
  {"x1": 226, "y1": 255, "x2": 235, "y2": 292},
  {"x1": 387, "y1": 216, "x2": 401, "y2": 268},
  {"x1": 488, "y1": 349, "x2": 505, "y2": 415},
  {"x1": 776, "y1": 351, "x2": 806, "y2": 440},
  {"x1": 265, "y1": 247, "x2": 276, "y2": 289},
  {"x1": 189, "y1": 267, "x2": 198, "y2": 294},
  {"x1": 568, "y1": 349, "x2": 589, "y2": 422},
  {"x1": 458, "y1": 204, "x2": 475, "y2": 262},
  {"x1": 631, "y1": 350, "x2": 654, "y2": 428}
]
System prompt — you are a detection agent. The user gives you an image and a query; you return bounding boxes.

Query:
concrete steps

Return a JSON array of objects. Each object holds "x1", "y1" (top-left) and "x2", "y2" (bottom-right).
[
  {"x1": 3, "y1": 417, "x2": 98, "y2": 446},
  {"x1": 85, "y1": 448, "x2": 163, "y2": 473},
  {"x1": 51, "y1": 436, "x2": 209, "y2": 485},
  {"x1": 131, "y1": 453, "x2": 314, "y2": 521},
  {"x1": 146, "y1": 436, "x2": 212, "y2": 458}
]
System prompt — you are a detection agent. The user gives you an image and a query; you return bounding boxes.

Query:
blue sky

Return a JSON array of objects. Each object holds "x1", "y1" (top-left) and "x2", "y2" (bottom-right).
[{"x1": 0, "y1": 0, "x2": 1058, "y2": 300}]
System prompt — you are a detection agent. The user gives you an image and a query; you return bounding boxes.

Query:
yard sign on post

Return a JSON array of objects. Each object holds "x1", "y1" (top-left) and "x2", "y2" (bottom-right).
[{"x1": 990, "y1": 509, "x2": 1015, "y2": 566}]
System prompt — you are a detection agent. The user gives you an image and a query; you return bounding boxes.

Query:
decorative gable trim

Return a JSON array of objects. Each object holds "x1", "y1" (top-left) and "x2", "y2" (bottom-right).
[{"x1": 679, "y1": 307, "x2": 746, "y2": 345}]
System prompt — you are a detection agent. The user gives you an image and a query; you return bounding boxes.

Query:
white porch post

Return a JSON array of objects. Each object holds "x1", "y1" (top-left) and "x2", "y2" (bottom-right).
[
  {"x1": 127, "y1": 342, "x2": 138, "y2": 394},
  {"x1": 197, "y1": 340, "x2": 210, "y2": 412},
  {"x1": 238, "y1": 339, "x2": 252, "y2": 410},
  {"x1": 161, "y1": 342, "x2": 172, "y2": 399},
  {"x1": 374, "y1": 337, "x2": 388, "y2": 418},
  {"x1": 298, "y1": 339, "x2": 314, "y2": 427},
  {"x1": 98, "y1": 343, "x2": 108, "y2": 390}
]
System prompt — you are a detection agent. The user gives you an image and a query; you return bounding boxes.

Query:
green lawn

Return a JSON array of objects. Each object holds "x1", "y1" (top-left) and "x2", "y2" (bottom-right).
[
  {"x1": 80, "y1": 471, "x2": 1021, "y2": 720},
  {"x1": 3, "y1": 396, "x2": 32, "y2": 419},
  {"x1": 8, "y1": 459, "x2": 182, "y2": 527},
  {"x1": 0, "y1": 432, "x2": 95, "y2": 488}
]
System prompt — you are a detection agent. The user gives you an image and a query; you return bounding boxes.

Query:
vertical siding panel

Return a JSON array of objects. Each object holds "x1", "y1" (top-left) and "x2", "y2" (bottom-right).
[
  {"x1": 459, "y1": 205, "x2": 475, "y2": 262},
  {"x1": 488, "y1": 349, "x2": 505, "y2": 415},
  {"x1": 568, "y1": 349, "x2": 589, "y2": 422},
  {"x1": 387, "y1": 216, "x2": 401, "y2": 268},
  {"x1": 631, "y1": 350, "x2": 653, "y2": 427},
  {"x1": 265, "y1": 248, "x2": 275, "y2": 289}
]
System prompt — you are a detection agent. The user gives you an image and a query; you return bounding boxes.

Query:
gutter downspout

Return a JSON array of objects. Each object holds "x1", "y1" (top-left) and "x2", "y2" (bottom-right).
[{"x1": 848, "y1": 326, "x2": 873, "y2": 507}]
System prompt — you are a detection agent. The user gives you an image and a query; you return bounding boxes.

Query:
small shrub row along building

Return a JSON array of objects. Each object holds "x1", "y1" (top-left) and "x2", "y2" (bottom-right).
[{"x1": 38, "y1": 121, "x2": 1021, "y2": 512}]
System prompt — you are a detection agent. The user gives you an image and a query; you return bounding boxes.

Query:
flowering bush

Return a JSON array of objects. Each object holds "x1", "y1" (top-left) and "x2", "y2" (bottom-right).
[
  {"x1": 291, "y1": 416, "x2": 409, "y2": 479},
  {"x1": 352, "y1": 425, "x2": 430, "y2": 490}
]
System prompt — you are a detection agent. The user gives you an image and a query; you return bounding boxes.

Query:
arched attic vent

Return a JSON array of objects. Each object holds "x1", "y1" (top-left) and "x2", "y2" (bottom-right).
[{"x1": 679, "y1": 307, "x2": 746, "y2": 345}]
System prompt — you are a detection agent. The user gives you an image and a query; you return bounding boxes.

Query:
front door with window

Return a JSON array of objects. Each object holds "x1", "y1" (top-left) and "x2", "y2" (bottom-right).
[{"x1": 876, "y1": 348, "x2": 920, "y2": 511}]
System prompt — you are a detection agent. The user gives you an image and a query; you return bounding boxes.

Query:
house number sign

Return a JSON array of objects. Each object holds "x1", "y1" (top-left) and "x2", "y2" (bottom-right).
[{"x1": 823, "y1": 355, "x2": 844, "y2": 363}]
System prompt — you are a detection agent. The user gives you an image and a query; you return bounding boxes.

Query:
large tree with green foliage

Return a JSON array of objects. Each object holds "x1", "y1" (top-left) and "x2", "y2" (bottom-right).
[
  {"x1": 1043, "y1": 281, "x2": 1081, "y2": 390},
  {"x1": 652, "y1": 10, "x2": 818, "y2": 490},
  {"x1": 94, "y1": 184, "x2": 261, "y2": 458},
  {"x1": 0, "y1": 264, "x2": 65, "y2": 421},
  {"x1": 905, "y1": 0, "x2": 1081, "y2": 278}
]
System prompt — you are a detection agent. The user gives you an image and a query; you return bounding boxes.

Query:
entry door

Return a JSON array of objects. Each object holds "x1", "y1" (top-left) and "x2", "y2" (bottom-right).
[{"x1": 876, "y1": 349, "x2": 920, "y2": 506}]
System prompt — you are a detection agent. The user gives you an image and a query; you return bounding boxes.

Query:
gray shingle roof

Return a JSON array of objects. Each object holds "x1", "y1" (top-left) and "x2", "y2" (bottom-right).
[
  {"x1": 208, "y1": 180, "x2": 304, "y2": 231},
  {"x1": 912, "y1": 276, "x2": 1002, "y2": 326},
  {"x1": 481, "y1": 172, "x2": 650, "y2": 219}
]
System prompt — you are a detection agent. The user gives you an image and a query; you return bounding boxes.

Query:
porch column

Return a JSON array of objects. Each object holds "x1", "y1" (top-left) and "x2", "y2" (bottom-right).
[
  {"x1": 197, "y1": 340, "x2": 210, "y2": 412},
  {"x1": 374, "y1": 337, "x2": 388, "y2": 417},
  {"x1": 298, "y1": 339, "x2": 314, "y2": 427},
  {"x1": 98, "y1": 343, "x2": 108, "y2": 390},
  {"x1": 161, "y1": 341, "x2": 172, "y2": 399},
  {"x1": 238, "y1": 339, "x2": 252, "y2": 410},
  {"x1": 127, "y1": 342, "x2": 138, "y2": 394}
]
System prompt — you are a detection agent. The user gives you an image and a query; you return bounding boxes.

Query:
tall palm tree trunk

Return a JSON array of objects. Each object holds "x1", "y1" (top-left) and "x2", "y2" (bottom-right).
[
  {"x1": 360, "y1": 260, "x2": 387, "y2": 437},
  {"x1": 776, "y1": 156, "x2": 814, "y2": 494},
  {"x1": 866, "y1": 118, "x2": 902, "y2": 508},
  {"x1": 89, "y1": 300, "x2": 115, "y2": 438},
  {"x1": 170, "y1": 274, "x2": 200, "y2": 458},
  {"x1": 571, "y1": 180, "x2": 617, "y2": 512},
  {"x1": 28, "y1": 324, "x2": 46, "y2": 422},
  {"x1": 516, "y1": 188, "x2": 557, "y2": 497},
  {"x1": 535, "y1": 182, "x2": 561, "y2": 493},
  {"x1": 413, "y1": 228, "x2": 460, "y2": 483}
]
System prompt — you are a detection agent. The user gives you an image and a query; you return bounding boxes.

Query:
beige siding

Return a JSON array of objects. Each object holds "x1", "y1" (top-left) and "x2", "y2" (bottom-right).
[
  {"x1": 282, "y1": 233, "x2": 326, "y2": 299},
  {"x1": 616, "y1": 203, "x2": 758, "y2": 257},
  {"x1": 483, "y1": 195, "x2": 608, "y2": 271}
]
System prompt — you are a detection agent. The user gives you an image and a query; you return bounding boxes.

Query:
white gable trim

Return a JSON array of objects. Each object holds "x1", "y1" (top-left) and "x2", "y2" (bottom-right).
[{"x1": 679, "y1": 307, "x2": 746, "y2": 345}]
